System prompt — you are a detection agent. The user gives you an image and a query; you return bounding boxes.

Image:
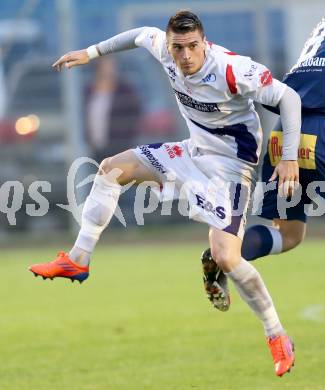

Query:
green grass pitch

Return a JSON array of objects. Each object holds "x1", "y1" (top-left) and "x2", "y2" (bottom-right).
[{"x1": 0, "y1": 240, "x2": 324, "y2": 390}]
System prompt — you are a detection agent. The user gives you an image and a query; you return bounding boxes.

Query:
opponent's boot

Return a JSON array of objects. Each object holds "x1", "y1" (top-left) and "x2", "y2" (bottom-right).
[
  {"x1": 201, "y1": 248, "x2": 230, "y2": 311},
  {"x1": 29, "y1": 252, "x2": 89, "y2": 283}
]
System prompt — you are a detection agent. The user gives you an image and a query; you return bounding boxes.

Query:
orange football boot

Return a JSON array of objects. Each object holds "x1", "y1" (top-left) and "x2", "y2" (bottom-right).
[
  {"x1": 267, "y1": 334, "x2": 295, "y2": 377},
  {"x1": 29, "y1": 252, "x2": 89, "y2": 283}
]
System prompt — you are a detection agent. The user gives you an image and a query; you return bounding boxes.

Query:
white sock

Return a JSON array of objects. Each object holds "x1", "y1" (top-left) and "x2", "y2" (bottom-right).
[
  {"x1": 268, "y1": 226, "x2": 283, "y2": 255},
  {"x1": 226, "y1": 258, "x2": 284, "y2": 337},
  {"x1": 70, "y1": 175, "x2": 121, "y2": 263}
]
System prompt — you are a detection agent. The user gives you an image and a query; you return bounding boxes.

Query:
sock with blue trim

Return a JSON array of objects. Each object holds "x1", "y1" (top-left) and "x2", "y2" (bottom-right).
[{"x1": 241, "y1": 225, "x2": 283, "y2": 261}]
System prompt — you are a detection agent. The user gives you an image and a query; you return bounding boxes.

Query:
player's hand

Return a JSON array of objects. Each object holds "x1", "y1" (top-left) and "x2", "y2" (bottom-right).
[
  {"x1": 52, "y1": 49, "x2": 89, "y2": 71},
  {"x1": 269, "y1": 160, "x2": 299, "y2": 198}
]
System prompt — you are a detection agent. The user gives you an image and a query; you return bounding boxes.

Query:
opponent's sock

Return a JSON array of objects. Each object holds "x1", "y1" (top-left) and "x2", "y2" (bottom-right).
[
  {"x1": 226, "y1": 259, "x2": 284, "y2": 337},
  {"x1": 241, "y1": 225, "x2": 283, "y2": 261},
  {"x1": 69, "y1": 174, "x2": 122, "y2": 265}
]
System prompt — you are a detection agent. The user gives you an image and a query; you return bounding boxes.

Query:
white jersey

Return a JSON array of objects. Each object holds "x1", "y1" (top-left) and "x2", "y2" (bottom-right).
[{"x1": 135, "y1": 27, "x2": 287, "y2": 166}]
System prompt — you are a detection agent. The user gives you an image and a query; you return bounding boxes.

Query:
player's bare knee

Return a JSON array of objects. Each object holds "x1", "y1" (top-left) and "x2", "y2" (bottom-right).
[{"x1": 211, "y1": 246, "x2": 234, "y2": 271}]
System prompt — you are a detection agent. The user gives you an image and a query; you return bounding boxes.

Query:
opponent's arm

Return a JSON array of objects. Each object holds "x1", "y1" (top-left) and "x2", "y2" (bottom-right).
[
  {"x1": 269, "y1": 86, "x2": 301, "y2": 197},
  {"x1": 52, "y1": 27, "x2": 146, "y2": 70}
]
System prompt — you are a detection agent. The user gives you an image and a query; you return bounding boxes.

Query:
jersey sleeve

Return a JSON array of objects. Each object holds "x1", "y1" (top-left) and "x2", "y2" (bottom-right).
[
  {"x1": 228, "y1": 56, "x2": 287, "y2": 106},
  {"x1": 134, "y1": 27, "x2": 166, "y2": 62}
]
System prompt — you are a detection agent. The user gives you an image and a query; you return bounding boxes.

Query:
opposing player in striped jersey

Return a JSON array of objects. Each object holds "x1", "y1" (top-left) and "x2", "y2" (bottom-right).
[{"x1": 29, "y1": 10, "x2": 300, "y2": 376}]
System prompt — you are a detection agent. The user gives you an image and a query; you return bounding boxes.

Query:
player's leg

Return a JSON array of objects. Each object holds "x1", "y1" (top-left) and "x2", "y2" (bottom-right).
[
  {"x1": 29, "y1": 150, "x2": 160, "y2": 282},
  {"x1": 209, "y1": 227, "x2": 295, "y2": 376},
  {"x1": 200, "y1": 219, "x2": 305, "y2": 309},
  {"x1": 210, "y1": 227, "x2": 283, "y2": 335},
  {"x1": 241, "y1": 219, "x2": 306, "y2": 261},
  {"x1": 69, "y1": 150, "x2": 160, "y2": 265}
]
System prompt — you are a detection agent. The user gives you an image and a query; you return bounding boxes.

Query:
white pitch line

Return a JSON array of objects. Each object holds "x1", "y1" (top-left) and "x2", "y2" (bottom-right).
[{"x1": 300, "y1": 304, "x2": 325, "y2": 323}]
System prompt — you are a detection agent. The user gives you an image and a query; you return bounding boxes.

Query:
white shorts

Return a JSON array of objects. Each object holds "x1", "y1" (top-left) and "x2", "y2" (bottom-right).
[{"x1": 132, "y1": 139, "x2": 255, "y2": 239}]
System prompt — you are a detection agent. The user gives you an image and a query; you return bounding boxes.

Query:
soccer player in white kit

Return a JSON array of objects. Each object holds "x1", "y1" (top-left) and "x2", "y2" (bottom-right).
[{"x1": 30, "y1": 11, "x2": 300, "y2": 376}]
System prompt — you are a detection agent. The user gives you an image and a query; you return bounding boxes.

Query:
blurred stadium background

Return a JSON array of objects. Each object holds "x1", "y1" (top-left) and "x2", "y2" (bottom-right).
[
  {"x1": 0, "y1": 1, "x2": 324, "y2": 389},
  {"x1": 0, "y1": 0, "x2": 324, "y2": 238}
]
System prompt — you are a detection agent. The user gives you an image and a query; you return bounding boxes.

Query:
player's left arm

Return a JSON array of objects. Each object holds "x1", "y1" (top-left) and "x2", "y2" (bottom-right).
[
  {"x1": 233, "y1": 58, "x2": 301, "y2": 197},
  {"x1": 269, "y1": 86, "x2": 301, "y2": 197}
]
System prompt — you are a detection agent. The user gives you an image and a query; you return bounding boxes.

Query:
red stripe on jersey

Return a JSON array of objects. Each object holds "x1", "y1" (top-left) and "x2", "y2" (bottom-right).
[
  {"x1": 225, "y1": 51, "x2": 237, "y2": 55},
  {"x1": 226, "y1": 64, "x2": 237, "y2": 94}
]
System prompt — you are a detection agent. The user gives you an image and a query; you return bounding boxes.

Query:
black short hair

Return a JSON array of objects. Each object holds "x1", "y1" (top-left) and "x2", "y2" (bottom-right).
[{"x1": 166, "y1": 10, "x2": 204, "y2": 38}]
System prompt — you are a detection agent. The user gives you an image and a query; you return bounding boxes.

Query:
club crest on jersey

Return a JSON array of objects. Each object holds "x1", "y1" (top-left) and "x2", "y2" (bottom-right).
[
  {"x1": 202, "y1": 73, "x2": 216, "y2": 83},
  {"x1": 259, "y1": 70, "x2": 273, "y2": 86},
  {"x1": 164, "y1": 144, "x2": 183, "y2": 158}
]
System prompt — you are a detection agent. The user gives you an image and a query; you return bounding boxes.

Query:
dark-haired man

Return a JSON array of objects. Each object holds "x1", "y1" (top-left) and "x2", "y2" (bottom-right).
[{"x1": 29, "y1": 10, "x2": 300, "y2": 376}]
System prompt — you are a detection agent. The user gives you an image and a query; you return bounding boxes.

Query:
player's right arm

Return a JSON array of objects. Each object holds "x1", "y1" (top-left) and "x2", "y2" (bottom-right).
[{"x1": 52, "y1": 27, "x2": 164, "y2": 71}]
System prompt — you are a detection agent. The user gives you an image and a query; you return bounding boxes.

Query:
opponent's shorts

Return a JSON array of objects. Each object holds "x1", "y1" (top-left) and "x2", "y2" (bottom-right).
[
  {"x1": 259, "y1": 113, "x2": 325, "y2": 222},
  {"x1": 132, "y1": 139, "x2": 256, "y2": 239}
]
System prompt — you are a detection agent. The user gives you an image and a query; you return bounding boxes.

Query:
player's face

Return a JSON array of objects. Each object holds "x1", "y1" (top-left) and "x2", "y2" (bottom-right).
[{"x1": 167, "y1": 30, "x2": 206, "y2": 76}]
